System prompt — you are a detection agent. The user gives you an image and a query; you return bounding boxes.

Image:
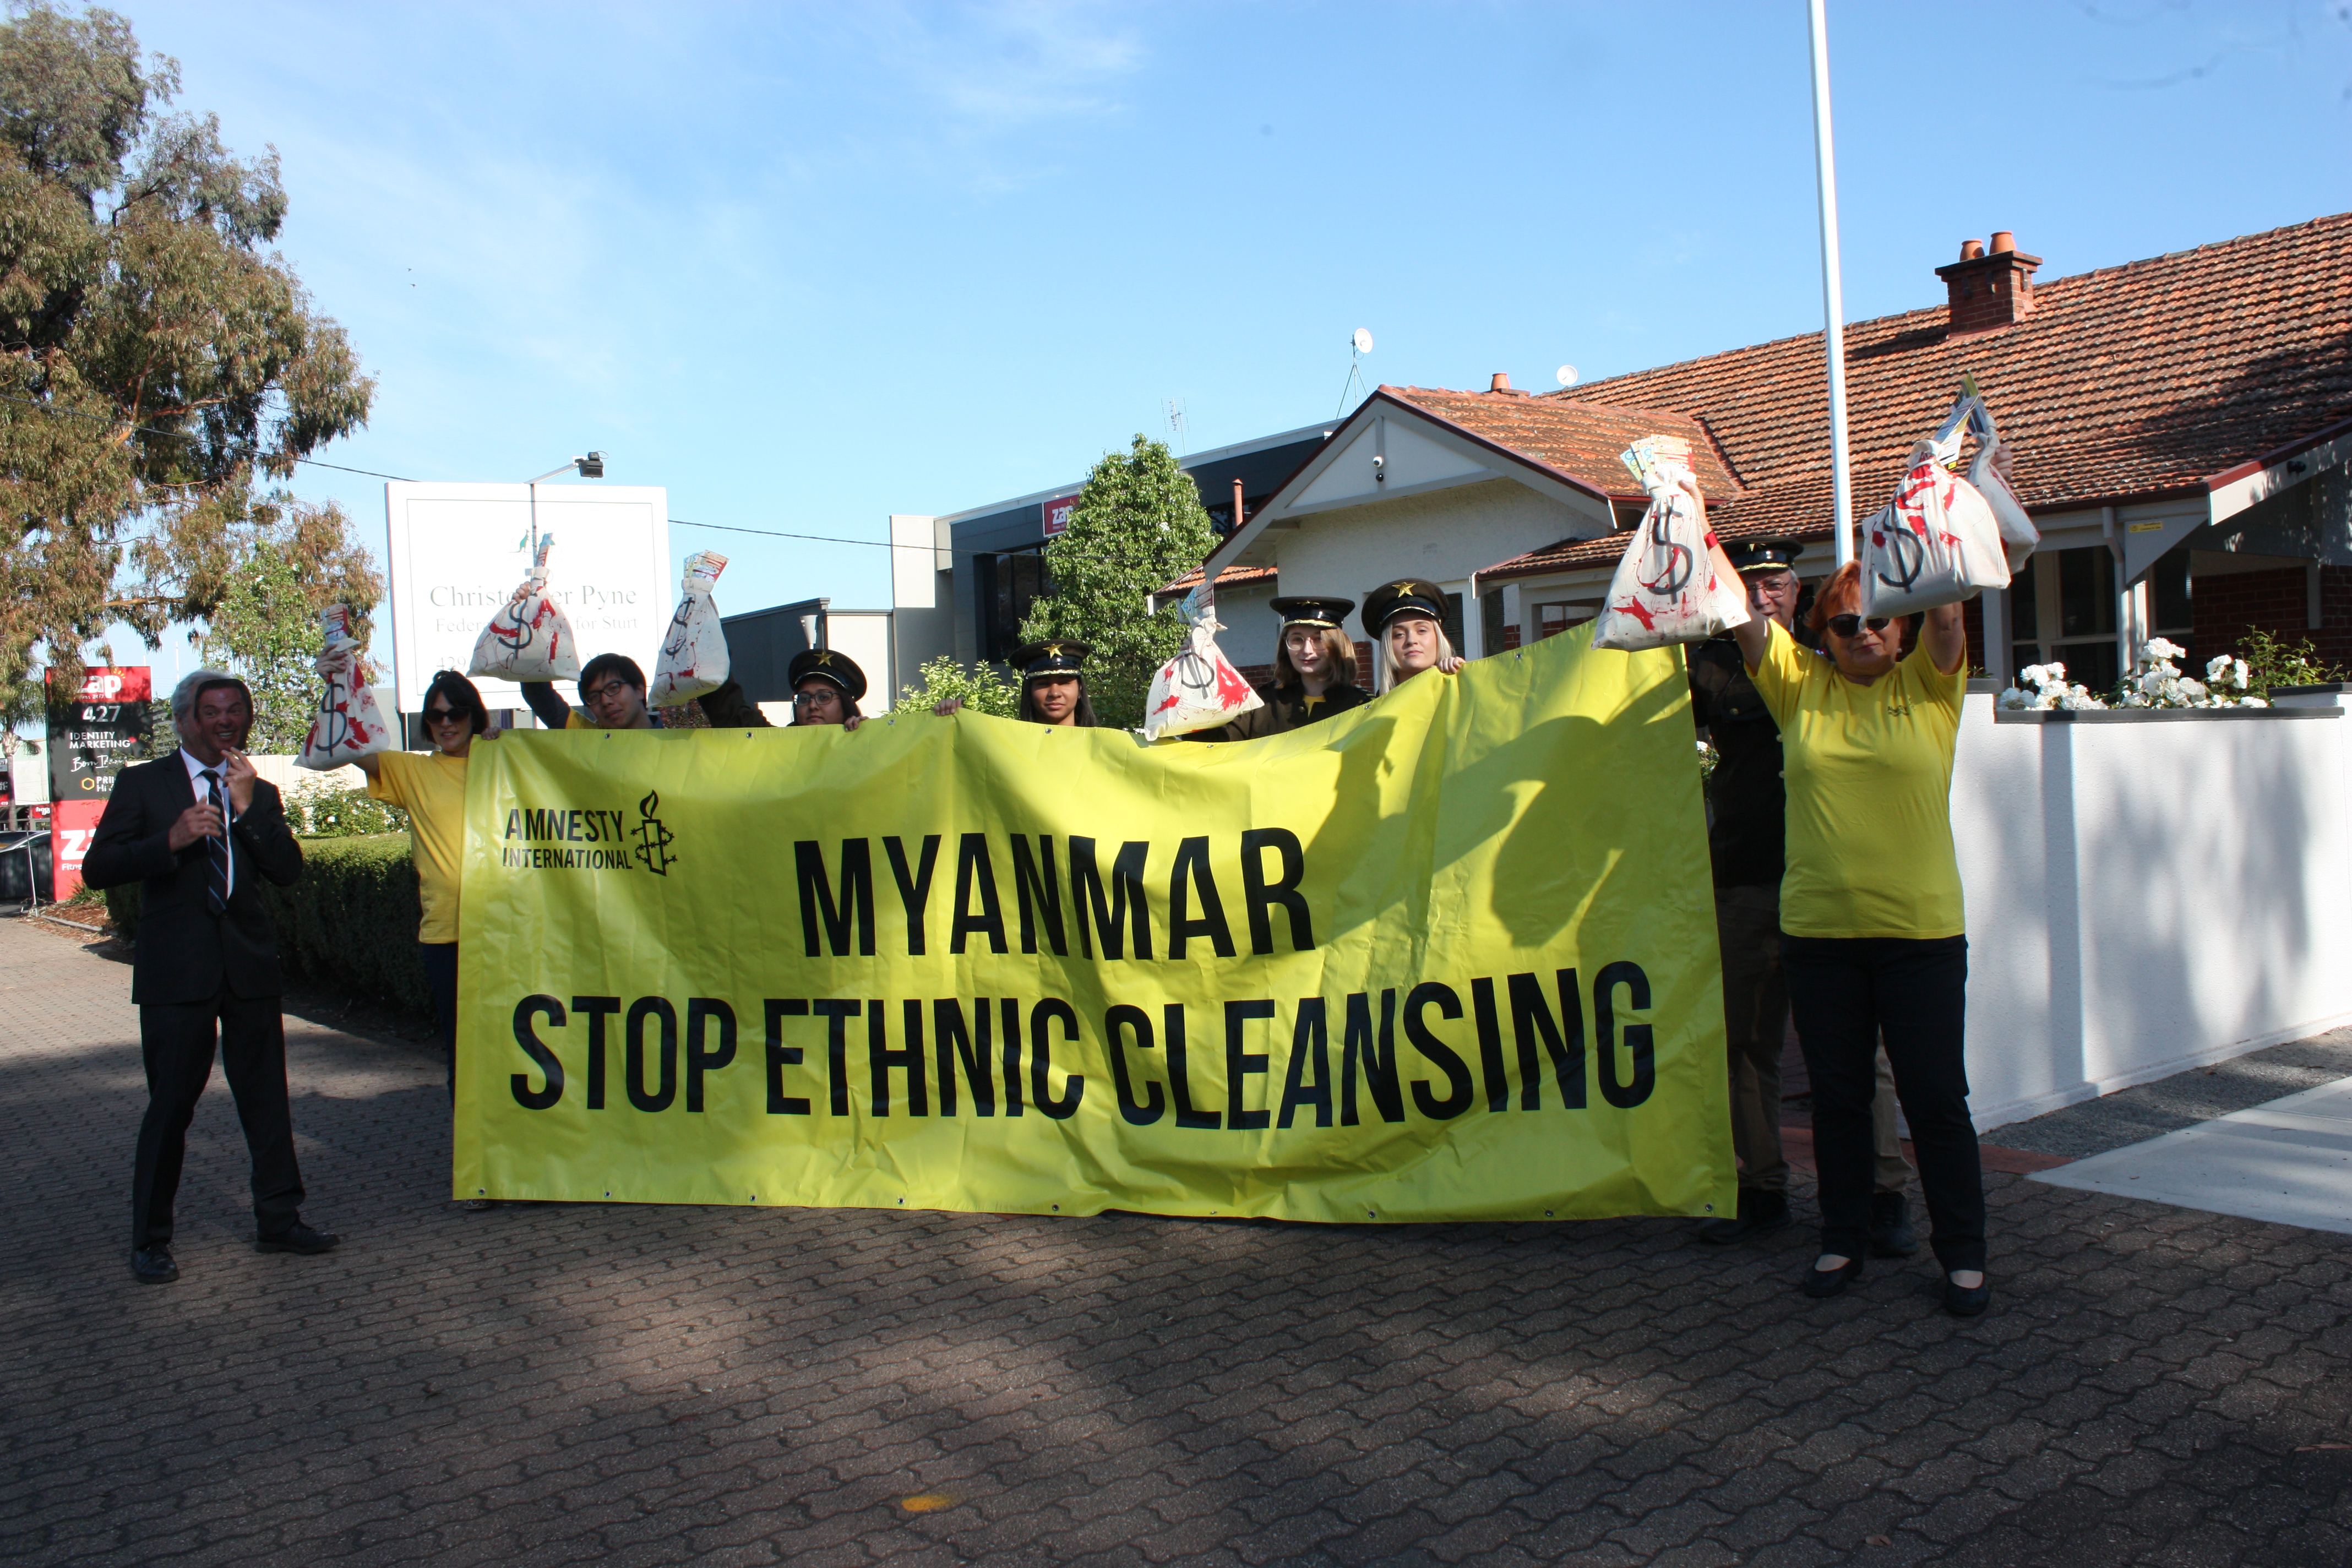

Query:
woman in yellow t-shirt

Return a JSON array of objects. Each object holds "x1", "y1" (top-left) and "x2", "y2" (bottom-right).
[
  {"x1": 355, "y1": 671, "x2": 491, "y2": 1119},
  {"x1": 1715, "y1": 548, "x2": 1988, "y2": 1319}
]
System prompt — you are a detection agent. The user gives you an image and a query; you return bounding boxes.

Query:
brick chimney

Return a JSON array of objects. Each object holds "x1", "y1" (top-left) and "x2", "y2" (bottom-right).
[
  {"x1": 1934, "y1": 231, "x2": 2041, "y2": 334},
  {"x1": 1487, "y1": 372, "x2": 1527, "y2": 397}
]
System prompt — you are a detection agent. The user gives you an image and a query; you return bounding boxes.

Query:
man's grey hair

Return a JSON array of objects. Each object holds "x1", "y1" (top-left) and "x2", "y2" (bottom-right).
[{"x1": 171, "y1": 668, "x2": 251, "y2": 723}]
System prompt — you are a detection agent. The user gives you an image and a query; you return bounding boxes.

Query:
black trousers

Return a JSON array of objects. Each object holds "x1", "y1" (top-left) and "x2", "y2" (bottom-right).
[
  {"x1": 421, "y1": 942, "x2": 459, "y2": 1099},
  {"x1": 1782, "y1": 934, "x2": 1985, "y2": 1273},
  {"x1": 131, "y1": 990, "x2": 306, "y2": 1251}
]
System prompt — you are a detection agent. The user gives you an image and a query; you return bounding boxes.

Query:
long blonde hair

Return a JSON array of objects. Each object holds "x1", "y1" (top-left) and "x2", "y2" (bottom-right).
[
  {"x1": 1276, "y1": 625, "x2": 1359, "y2": 690},
  {"x1": 1376, "y1": 620, "x2": 1456, "y2": 693}
]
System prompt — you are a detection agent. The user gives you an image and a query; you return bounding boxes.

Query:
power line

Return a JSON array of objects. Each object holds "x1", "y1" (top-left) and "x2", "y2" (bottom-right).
[{"x1": 0, "y1": 386, "x2": 990, "y2": 556}]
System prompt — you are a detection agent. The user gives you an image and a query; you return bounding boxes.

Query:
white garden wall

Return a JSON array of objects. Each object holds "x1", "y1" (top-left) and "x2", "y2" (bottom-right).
[{"x1": 1952, "y1": 692, "x2": 2352, "y2": 1130}]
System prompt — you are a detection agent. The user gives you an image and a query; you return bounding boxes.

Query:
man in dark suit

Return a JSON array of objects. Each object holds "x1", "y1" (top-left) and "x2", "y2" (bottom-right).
[{"x1": 84, "y1": 669, "x2": 337, "y2": 1284}]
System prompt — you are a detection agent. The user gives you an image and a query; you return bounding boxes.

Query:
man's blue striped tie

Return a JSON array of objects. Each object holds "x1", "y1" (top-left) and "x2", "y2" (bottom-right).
[{"x1": 202, "y1": 770, "x2": 229, "y2": 915}]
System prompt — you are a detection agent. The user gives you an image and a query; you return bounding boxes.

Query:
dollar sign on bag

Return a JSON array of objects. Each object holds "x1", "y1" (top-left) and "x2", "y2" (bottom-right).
[{"x1": 1639, "y1": 500, "x2": 1694, "y2": 600}]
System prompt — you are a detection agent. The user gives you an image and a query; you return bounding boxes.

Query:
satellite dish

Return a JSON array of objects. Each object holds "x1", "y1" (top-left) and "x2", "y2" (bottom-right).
[
  {"x1": 1352, "y1": 328, "x2": 1375, "y2": 355},
  {"x1": 1556, "y1": 364, "x2": 1578, "y2": 386}
]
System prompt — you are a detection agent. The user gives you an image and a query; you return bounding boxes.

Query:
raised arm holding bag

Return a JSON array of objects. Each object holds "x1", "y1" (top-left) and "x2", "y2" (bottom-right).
[
  {"x1": 1591, "y1": 436, "x2": 1750, "y2": 651},
  {"x1": 469, "y1": 535, "x2": 580, "y2": 683},
  {"x1": 297, "y1": 605, "x2": 394, "y2": 770},
  {"x1": 1858, "y1": 401, "x2": 2011, "y2": 618}
]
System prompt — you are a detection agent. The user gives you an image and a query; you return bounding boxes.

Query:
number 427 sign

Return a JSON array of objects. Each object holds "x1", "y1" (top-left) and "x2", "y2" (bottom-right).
[{"x1": 46, "y1": 666, "x2": 153, "y2": 899}]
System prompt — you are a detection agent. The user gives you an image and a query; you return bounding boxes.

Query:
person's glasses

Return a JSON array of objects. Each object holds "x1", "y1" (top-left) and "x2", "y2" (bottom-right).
[
  {"x1": 425, "y1": 705, "x2": 461, "y2": 722},
  {"x1": 792, "y1": 690, "x2": 835, "y2": 707},
  {"x1": 1825, "y1": 614, "x2": 1892, "y2": 639}
]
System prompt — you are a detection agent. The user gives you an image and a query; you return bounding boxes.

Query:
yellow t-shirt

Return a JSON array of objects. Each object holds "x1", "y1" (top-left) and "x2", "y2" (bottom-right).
[
  {"x1": 1746, "y1": 622, "x2": 1967, "y2": 940},
  {"x1": 366, "y1": 750, "x2": 470, "y2": 944}
]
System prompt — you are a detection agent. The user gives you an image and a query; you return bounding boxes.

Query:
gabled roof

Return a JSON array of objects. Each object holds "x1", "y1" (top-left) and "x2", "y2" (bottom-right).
[
  {"x1": 1377, "y1": 386, "x2": 1743, "y2": 500},
  {"x1": 1480, "y1": 211, "x2": 2352, "y2": 581},
  {"x1": 1199, "y1": 382, "x2": 1743, "y2": 580}
]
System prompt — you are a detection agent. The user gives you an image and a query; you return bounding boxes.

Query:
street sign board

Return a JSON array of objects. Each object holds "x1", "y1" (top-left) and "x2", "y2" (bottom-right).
[{"x1": 46, "y1": 665, "x2": 153, "y2": 899}]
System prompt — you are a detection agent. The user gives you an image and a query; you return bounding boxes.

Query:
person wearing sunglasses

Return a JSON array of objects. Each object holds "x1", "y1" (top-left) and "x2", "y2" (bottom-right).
[
  {"x1": 1689, "y1": 542, "x2": 1919, "y2": 1256},
  {"x1": 1711, "y1": 534, "x2": 1987, "y2": 1319},
  {"x1": 355, "y1": 672, "x2": 497, "y2": 1188}
]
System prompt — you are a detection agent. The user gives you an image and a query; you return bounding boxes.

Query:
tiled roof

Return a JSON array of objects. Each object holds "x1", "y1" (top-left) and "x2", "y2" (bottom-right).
[
  {"x1": 1481, "y1": 213, "x2": 2352, "y2": 580},
  {"x1": 1163, "y1": 561, "x2": 1277, "y2": 597},
  {"x1": 1374, "y1": 386, "x2": 1744, "y2": 502}
]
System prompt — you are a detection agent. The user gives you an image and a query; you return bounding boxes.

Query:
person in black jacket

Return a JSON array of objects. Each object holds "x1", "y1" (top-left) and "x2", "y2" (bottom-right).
[{"x1": 82, "y1": 669, "x2": 334, "y2": 1284}]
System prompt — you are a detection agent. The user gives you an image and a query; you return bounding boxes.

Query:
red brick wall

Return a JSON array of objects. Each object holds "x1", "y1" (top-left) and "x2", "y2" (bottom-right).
[
  {"x1": 2316, "y1": 566, "x2": 2352, "y2": 673},
  {"x1": 2193, "y1": 567, "x2": 2309, "y2": 665}
]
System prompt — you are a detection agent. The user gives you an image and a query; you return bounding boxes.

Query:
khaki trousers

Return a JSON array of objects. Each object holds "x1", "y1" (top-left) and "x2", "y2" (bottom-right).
[{"x1": 1716, "y1": 884, "x2": 1914, "y2": 1194}]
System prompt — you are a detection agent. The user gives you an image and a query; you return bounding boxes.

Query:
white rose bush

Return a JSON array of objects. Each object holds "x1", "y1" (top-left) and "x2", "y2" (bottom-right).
[{"x1": 1997, "y1": 637, "x2": 2268, "y2": 711}]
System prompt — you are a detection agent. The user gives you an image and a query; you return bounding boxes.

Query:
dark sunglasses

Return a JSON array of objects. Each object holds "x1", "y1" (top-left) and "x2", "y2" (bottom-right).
[
  {"x1": 424, "y1": 705, "x2": 463, "y2": 722},
  {"x1": 1825, "y1": 614, "x2": 1892, "y2": 639}
]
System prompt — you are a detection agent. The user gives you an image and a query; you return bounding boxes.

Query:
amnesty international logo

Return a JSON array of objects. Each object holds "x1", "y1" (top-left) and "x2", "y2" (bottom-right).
[{"x1": 633, "y1": 790, "x2": 677, "y2": 875}]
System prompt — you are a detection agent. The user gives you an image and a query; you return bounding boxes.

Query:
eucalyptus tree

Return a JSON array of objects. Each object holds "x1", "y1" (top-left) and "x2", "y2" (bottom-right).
[{"x1": 0, "y1": 3, "x2": 377, "y2": 699}]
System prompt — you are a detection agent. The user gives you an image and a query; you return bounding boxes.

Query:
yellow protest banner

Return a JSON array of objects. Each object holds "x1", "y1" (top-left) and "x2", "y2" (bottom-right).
[{"x1": 454, "y1": 625, "x2": 1733, "y2": 1223}]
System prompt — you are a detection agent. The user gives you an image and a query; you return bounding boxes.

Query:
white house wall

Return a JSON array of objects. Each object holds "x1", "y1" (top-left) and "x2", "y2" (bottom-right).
[
  {"x1": 1263, "y1": 479, "x2": 1600, "y2": 644},
  {"x1": 1292, "y1": 417, "x2": 1491, "y2": 513}
]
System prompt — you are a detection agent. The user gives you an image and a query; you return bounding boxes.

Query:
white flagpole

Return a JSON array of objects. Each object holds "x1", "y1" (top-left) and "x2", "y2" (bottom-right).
[{"x1": 1808, "y1": 0, "x2": 1855, "y2": 568}]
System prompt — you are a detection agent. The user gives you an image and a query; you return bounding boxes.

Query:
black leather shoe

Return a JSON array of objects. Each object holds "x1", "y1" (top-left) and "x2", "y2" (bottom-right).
[
  {"x1": 130, "y1": 1245, "x2": 178, "y2": 1284},
  {"x1": 1800, "y1": 1255, "x2": 1865, "y2": 1298},
  {"x1": 1694, "y1": 1189, "x2": 1792, "y2": 1244},
  {"x1": 1868, "y1": 1190, "x2": 1920, "y2": 1257},
  {"x1": 1944, "y1": 1276, "x2": 1991, "y2": 1317},
  {"x1": 254, "y1": 1223, "x2": 340, "y2": 1255}
]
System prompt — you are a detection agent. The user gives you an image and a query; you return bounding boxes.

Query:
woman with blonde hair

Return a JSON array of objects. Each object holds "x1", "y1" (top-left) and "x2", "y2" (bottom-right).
[
  {"x1": 1710, "y1": 540, "x2": 1988, "y2": 1317},
  {"x1": 1200, "y1": 596, "x2": 1370, "y2": 741},
  {"x1": 1362, "y1": 578, "x2": 1466, "y2": 692}
]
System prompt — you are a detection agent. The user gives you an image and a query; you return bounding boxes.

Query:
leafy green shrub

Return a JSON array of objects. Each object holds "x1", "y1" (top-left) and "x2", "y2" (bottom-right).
[
  {"x1": 888, "y1": 655, "x2": 1021, "y2": 718},
  {"x1": 285, "y1": 786, "x2": 408, "y2": 837},
  {"x1": 104, "y1": 833, "x2": 427, "y2": 1012},
  {"x1": 2235, "y1": 628, "x2": 2350, "y2": 700}
]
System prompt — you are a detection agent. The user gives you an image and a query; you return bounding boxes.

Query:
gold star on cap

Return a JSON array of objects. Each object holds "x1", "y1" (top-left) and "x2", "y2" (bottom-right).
[
  {"x1": 1046, "y1": 643, "x2": 1063, "y2": 658},
  {"x1": 814, "y1": 650, "x2": 834, "y2": 665}
]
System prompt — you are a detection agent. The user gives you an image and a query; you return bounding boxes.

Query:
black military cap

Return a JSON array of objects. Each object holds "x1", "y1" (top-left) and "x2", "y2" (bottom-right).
[
  {"x1": 788, "y1": 646, "x2": 868, "y2": 702},
  {"x1": 1723, "y1": 537, "x2": 1803, "y2": 575},
  {"x1": 1269, "y1": 595, "x2": 1354, "y2": 630},
  {"x1": 1360, "y1": 578, "x2": 1449, "y2": 631},
  {"x1": 1010, "y1": 640, "x2": 1091, "y2": 679}
]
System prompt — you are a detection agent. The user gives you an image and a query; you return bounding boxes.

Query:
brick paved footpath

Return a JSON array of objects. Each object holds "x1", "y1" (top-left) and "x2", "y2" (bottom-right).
[{"x1": 3, "y1": 916, "x2": 2350, "y2": 1568}]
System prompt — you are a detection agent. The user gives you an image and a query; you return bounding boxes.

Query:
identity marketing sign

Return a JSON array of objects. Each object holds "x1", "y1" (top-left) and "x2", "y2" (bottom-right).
[{"x1": 383, "y1": 482, "x2": 672, "y2": 713}]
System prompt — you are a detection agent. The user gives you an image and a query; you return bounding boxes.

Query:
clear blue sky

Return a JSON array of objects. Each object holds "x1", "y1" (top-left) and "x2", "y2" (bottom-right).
[{"x1": 112, "y1": 0, "x2": 2352, "y2": 655}]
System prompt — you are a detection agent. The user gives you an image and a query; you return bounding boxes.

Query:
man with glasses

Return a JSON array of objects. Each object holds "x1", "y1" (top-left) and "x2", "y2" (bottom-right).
[
  {"x1": 522, "y1": 656, "x2": 773, "y2": 732},
  {"x1": 1689, "y1": 541, "x2": 1918, "y2": 1253}
]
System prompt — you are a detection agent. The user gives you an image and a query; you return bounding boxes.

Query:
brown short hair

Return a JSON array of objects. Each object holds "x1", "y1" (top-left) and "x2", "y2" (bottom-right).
[
  {"x1": 1806, "y1": 562, "x2": 1863, "y2": 638},
  {"x1": 1275, "y1": 625, "x2": 1358, "y2": 689}
]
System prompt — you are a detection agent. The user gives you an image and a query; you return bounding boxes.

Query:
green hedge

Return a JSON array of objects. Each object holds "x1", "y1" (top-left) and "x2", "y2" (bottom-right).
[{"x1": 104, "y1": 834, "x2": 428, "y2": 1012}]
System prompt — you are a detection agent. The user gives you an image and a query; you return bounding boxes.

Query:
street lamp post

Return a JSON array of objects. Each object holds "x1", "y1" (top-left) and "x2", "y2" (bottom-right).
[{"x1": 524, "y1": 451, "x2": 605, "y2": 553}]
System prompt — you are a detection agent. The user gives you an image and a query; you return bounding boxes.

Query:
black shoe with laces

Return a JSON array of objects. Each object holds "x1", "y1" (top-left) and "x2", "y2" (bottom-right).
[
  {"x1": 1869, "y1": 1190, "x2": 1920, "y2": 1257},
  {"x1": 1693, "y1": 1188, "x2": 1792, "y2": 1244},
  {"x1": 130, "y1": 1244, "x2": 178, "y2": 1284}
]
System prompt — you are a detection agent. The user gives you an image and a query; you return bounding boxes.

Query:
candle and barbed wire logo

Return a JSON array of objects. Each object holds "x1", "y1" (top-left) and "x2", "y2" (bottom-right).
[{"x1": 632, "y1": 790, "x2": 677, "y2": 875}]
